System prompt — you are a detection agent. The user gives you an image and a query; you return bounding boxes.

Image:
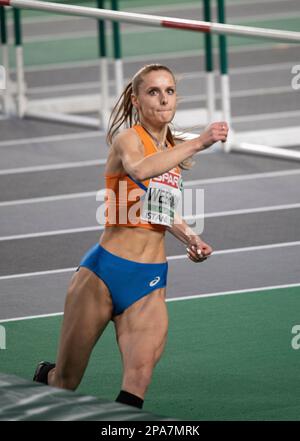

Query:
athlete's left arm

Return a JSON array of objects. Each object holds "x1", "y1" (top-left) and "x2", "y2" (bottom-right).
[{"x1": 167, "y1": 212, "x2": 213, "y2": 263}]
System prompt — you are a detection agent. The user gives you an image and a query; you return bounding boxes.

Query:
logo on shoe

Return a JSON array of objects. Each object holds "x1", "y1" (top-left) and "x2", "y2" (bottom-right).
[{"x1": 149, "y1": 276, "x2": 160, "y2": 287}]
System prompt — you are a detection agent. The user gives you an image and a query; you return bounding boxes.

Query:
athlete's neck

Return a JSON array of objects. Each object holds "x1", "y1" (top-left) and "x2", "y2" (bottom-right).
[{"x1": 139, "y1": 122, "x2": 168, "y2": 148}]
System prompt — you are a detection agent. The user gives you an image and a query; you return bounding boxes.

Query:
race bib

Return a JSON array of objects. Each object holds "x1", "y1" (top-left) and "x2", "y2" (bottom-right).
[{"x1": 140, "y1": 170, "x2": 182, "y2": 227}]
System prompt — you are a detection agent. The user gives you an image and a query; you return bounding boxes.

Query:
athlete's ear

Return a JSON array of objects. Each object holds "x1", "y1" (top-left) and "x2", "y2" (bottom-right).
[{"x1": 131, "y1": 94, "x2": 139, "y2": 110}]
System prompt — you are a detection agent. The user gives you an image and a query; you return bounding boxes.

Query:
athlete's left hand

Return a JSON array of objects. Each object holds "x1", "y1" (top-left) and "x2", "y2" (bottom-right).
[{"x1": 186, "y1": 236, "x2": 213, "y2": 263}]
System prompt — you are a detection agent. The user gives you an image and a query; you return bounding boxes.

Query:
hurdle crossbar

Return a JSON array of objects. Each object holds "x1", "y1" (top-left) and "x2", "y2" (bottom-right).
[{"x1": 0, "y1": 0, "x2": 300, "y2": 42}]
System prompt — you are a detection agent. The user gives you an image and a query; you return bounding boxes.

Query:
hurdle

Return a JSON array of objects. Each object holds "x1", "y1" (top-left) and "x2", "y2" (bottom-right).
[
  {"x1": 0, "y1": 5, "x2": 14, "y2": 114},
  {"x1": 110, "y1": 0, "x2": 124, "y2": 99},
  {"x1": 0, "y1": 0, "x2": 300, "y2": 161}
]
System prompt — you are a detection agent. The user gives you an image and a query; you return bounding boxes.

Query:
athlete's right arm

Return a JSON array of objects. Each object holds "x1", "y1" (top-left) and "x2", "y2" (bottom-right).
[{"x1": 114, "y1": 123, "x2": 228, "y2": 181}]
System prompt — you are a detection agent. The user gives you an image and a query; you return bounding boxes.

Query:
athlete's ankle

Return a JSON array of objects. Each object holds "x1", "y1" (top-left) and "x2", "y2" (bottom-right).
[
  {"x1": 47, "y1": 368, "x2": 56, "y2": 386},
  {"x1": 115, "y1": 390, "x2": 144, "y2": 409}
]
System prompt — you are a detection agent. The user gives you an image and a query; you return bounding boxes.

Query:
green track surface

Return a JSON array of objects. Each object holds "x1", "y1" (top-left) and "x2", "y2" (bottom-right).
[{"x1": 1, "y1": 286, "x2": 300, "y2": 420}]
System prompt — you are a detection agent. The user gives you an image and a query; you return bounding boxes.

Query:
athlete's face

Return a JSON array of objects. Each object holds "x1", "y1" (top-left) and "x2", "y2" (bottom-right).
[{"x1": 132, "y1": 70, "x2": 177, "y2": 127}]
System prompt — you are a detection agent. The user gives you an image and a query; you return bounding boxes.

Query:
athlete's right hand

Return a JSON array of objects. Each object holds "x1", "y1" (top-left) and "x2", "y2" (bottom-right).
[{"x1": 198, "y1": 122, "x2": 229, "y2": 150}]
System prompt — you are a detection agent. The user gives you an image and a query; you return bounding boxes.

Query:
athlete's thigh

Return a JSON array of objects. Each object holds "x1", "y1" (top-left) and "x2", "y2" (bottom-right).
[
  {"x1": 56, "y1": 267, "x2": 114, "y2": 369},
  {"x1": 113, "y1": 287, "x2": 169, "y2": 366}
]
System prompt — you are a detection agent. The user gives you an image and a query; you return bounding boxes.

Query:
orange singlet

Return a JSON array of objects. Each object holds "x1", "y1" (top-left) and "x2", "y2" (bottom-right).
[{"x1": 105, "y1": 125, "x2": 182, "y2": 231}]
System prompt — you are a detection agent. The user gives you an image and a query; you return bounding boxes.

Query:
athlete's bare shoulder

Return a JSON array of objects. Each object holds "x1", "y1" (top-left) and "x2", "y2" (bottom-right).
[
  {"x1": 105, "y1": 128, "x2": 144, "y2": 176},
  {"x1": 113, "y1": 127, "x2": 143, "y2": 152}
]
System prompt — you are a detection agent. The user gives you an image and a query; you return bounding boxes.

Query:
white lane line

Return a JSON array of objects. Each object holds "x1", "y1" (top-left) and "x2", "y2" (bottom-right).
[
  {"x1": 0, "y1": 203, "x2": 299, "y2": 242},
  {"x1": 185, "y1": 168, "x2": 300, "y2": 186},
  {"x1": 1, "y1": 281, "x2": 300, "y2": 324},
  {"x1": 1, "y1": 168, "x2": 300, "y2": 207},
  {"x1": 188, "y1": 203, "x2": 300, "y2": 219},
  {"x1": 15, "y1": 58, "x2": 111, "y2": 73},
  {"x1": 180, "y1": 86, "x2": 296, "y2": 106},
  {"x1": 0, "y1": 267, "x2": 76, "y2": 281},
  {"x1": 0, "y1": 241, "x2": 299, "y2": 281},
  {"x1": 0, "y1": 312, "x2": 64, "y2": 323},
  {"x1": 0, "y1": 191, "x2": 97, "y2": 207},
  {"x1": 0, "y1": 159, "x2": 106, "y2": 176},
  {"x1": 182, "y1": 61, "x2": 297, "y2": 77},
  {"x1": 232, "y1": 110, "x2": 300, "y2": 123},
  {"x1": 169, "y1": 282, "x2": 300, "y2": 303},
  {"x1": 0, "y1": 131, "x2": 103, "y2": 148},
  {"x1": 167, "y1": 241, "x2": 300, "y2": 260},
  {"x1": 223, "y1": 86, "x2": 295, "y2": 98},
  {"x1": 28, "y1": 81, "x2": 109, "y2": 95},
  {"x1": 28, "y1": 79, "x2": 108, "y2": 96},
  {"x1": 0, "y1": 226, "x2": 103, "y2": 241}
]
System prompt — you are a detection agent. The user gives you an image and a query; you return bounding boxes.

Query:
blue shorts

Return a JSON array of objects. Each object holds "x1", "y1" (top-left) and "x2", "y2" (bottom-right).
[{"x1": 77, "y1": 243, "x2": 168, "y2": 316}]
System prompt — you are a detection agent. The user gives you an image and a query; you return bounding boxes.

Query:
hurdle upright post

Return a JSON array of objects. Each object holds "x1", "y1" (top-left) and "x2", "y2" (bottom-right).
[
  {"x1": 203, "y1": 0, "x2": 215, "y2": 124},
  {"x1": 13, "y1": 6, "x2": 26, "y2": 117},
  {"x1": 111, "y1": 0, "x2": 123, "y2": 99},
  {"x1": 96, "y1": 0, "x2": 109, "y2": 129},
  {"x1": 0, "y1": 5, "x2": 13, "y2": 114},
  {"x1": 217, "y1": 0, "x2": 232, "y2": 152}
]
